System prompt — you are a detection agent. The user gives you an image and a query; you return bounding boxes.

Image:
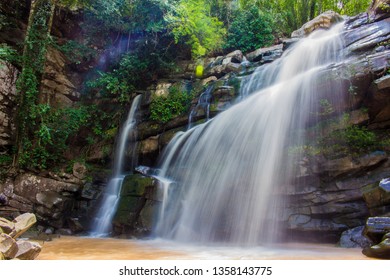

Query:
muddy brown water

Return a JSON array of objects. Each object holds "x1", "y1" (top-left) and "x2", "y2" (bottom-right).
[{"x1": 35, "y1": 236, "x2": 371, "y2": 260}]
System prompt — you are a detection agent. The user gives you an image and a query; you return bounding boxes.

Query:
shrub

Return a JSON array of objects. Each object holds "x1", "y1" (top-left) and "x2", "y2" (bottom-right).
[{"x1": 150, "y1": 85, "x2": 192, "y2": 123}]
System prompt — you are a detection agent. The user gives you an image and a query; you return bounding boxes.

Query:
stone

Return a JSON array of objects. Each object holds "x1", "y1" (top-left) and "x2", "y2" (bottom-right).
[
  {"x1": 13, "y1": 173, "x2": 81, "y2": 202},
  {"x1": 339, "y1": 226, "x2": 372, "y2": 248},
  {"x1": 36, "y1": 191, "x2": 68, "y2": 209},
  {"x1": 67, "y1": 217, "x2": 84, "y2": 233},
  {"x1": 0, "y1": 193, "x2": 7, "y2": 205},
  {"x1": 10, "y1": 213, "x2": 37, "y2": 239},
  {"x1": 363, "y1": 216, "x2": 390, "y2": 243},
  {"x1": 201, "y1": 76, "x2": 218, "y2": 86},
  {"x1": 0, "y1": 217, "x2": 14, "y2": 234},
  {"x1": 0, "y1": 61, "x2": 18, "y2": 148},
  {"x1": 291, "y1": 11, "x2": 344, "y2": 38},
  {"x1": 138, "y1": 200, "x2": 157, "y2": 233},
  {"x1": 154, "y1": 81, "x2": 172, "y2": 97},
  {"x1": 55, "y1": 228, "x2": 73, "y2": 236},
  {"x1": 0, "y1": 233, "x2": 18, "y2": 259},
  {"x1": 81, "y1": 183, "x2": 102, "y2": 200},
  {"x1": 15, "y1": 240, "x2": 42, "y2": 260},
  {"x1": 246, "y1": 44, "x2": 283, "y2": 63},
  {"x1": 362, "y1": 238, "x2": 390, "y2": 259},
  {"x1": 368, "y1": 0, "x2": 390, "y2": 22},
  {"x1": 314, "y1": 152, "x2": 388, "y2": 178},
  {"x1": 121, "y1": 174, "x2": 154, "y2": 197},
  {"x1": 362, "y1": 178, "x2": 390, "y2": 211},
  {"x1": 72, "y1": 162, "x2": 88, "y2": 180},
  {"x1": 225, "y1": 50, "x2": 244, "y2": 63}
]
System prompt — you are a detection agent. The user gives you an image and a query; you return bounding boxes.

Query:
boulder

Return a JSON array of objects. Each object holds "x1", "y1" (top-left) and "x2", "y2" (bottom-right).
[
  {"x1": 246, "y1": 44, "x2": 283, "y2": 63},
  {"x1": 291, "y1": 11, "x2": 344, "y2": 38},
  {"x1": 10, "y1": 213, "x2": 37, "y2": 239},
  {"x1": 36, "y1": 191, "x2": 69, "y2": 209},
  {"x1": 362, "y1": 237, "x2": 390, "y2": 259},
  {"x1": 363, "y1": 216, "x2": 390, "y2": 243},
  {"x1": 339, "y1": 226, "x2": 372, "y2": 248},
  {"x1": 13, "y1": 173, "x2": 81, "y2": 203},
  {"x1": 0, "y1": 217, "x2": 14, "y2": 234},
  {"x1": 225, "y1": 50, "x2": 244, "y2": 63},
  {"x1": 0, "y1": 233, "x2": 18, "y2": 259},
  {"x1": 67, "y1": 217, "x2": 84, "y2": 233},
  {"x1": 362, "y1": 178, "x2": 390, "y2": 214},
  {"x1": 14, "y1": 240, "x2": 42, "y2": 260}
]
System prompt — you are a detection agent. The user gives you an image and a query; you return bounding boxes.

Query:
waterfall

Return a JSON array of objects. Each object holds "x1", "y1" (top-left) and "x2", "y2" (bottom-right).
[
  {"x1": 154, "y1": 23, "x2": 346, "y2": 245},
  {"x1": 91, "y1": 94, "x2": 142, "y2": 237}
]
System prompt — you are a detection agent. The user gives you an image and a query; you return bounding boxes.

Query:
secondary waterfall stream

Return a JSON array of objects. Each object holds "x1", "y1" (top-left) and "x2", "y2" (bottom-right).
[
  {"x1": 154, "y1": 23, "x2": 346, "y2": 245},
  {"x1": 91, "y1": 94, "x2": 141, "y2": 236}
]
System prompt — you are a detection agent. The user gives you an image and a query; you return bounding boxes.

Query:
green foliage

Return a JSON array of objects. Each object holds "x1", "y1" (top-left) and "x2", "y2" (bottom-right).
[
  {"x1": 54, "y1": 40, "x2": 97, "y2": 65},
  {"x1": 224, "y1": 6, "x2": 274, "y2": 52},
  {"x1": 0, "y1": 44, "x2": 19, "y2": 64},
  {"x1": 165, "y1": 0, "x2": 226, "y2": 58},
  {"x1": 343, "y1": 125, "x2": 377, "y2": 152},
  {"x1": 86, "y1": 54, "x2": 148, "y2": 103},
  {"x1": 18, "y1": 105, "x2": 92, "y2": 169},
  {"x1": 0, "y1": 154, "x2": 12, "y2": 166},
  {"x1": 150, "y1": 85, "x2": 193, "y2": 123}
]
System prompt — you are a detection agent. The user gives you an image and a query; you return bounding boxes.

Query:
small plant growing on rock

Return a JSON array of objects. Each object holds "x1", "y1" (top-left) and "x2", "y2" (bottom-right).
[{"x1": 150, "y1": 85, "x2": 193, "y2": 123}]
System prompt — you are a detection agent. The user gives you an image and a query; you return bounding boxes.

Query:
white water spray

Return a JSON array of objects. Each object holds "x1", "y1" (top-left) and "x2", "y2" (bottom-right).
[
  {"x1": 154, "y1": 24, "x2": 346, "y2": 245},
  {"x1": 91, "y1": 94, "x2": 142, "y2": 236}
]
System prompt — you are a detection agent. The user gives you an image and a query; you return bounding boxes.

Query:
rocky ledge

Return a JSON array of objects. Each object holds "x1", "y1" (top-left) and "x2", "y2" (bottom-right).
[{"x1": 0, "y1": 213, "x2": 41, "y2": 260}]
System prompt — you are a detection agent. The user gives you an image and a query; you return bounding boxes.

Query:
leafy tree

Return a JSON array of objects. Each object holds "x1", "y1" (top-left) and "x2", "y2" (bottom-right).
[
  {"x1": 165, "y1": 0, "x2": 226, "y2": 58},
  {"x1": 224, "y1": 6, "x2": 274, "y2": 52}
]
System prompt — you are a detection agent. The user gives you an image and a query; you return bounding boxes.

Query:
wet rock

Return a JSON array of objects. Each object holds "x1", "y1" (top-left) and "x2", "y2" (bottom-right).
[
  {"x1": 344, "y1": 19, "x2": 390, "y2": 53},
  {"x1": 121, "y1": 174, "x2": 154, "y2": 197},
  {"x1": 225, "y1": 50, "x2": 244, "y2": 63},
  {"x1": 368, "y1": 75, "x2": 390, "y2": 126},
  {"x1": 10, "y1": 213, "x2": 37, "y2": 239},
  {"x1": 362, "y1": 238, "x2": 390, "y2": 259},
  {"x1": 291, "y1": 11, "x2": 344, "y2": 38},
  {"x1": 363, "y1": 216, "x2": 390, "y2": 243},
  {"x1": 246, "y1": 44, "x2": 283, "y2": 63},
  {"x1": 368, "y1": 0, "x2": 390, "y2": 22},
  {"x1": 81, "y1": 182, "x2": 102, "y2": 200},
  {"x1": 339, "y1": 226, "x2": 373, "y2": 248},
  {"x1": 314, "y1": 152, "x2": 388, "y2": 178},
  {"x1": 67, "y1": 218, "x2": 84, "y2": 233},
  {"x1": 0, "y1": 233, "x2": 18, "y2": 259},
  {"x1": 14, "y1": 240, "x2": 42, "y2": 260}
]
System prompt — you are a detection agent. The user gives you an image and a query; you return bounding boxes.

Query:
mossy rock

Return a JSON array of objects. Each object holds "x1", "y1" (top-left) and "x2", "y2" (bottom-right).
[
  {"x1": 121, "y1": 174, "x2": 154, "y2": 197},
  {"x1": 116, "y1": 196, "x2": 145, "y2": 213}
]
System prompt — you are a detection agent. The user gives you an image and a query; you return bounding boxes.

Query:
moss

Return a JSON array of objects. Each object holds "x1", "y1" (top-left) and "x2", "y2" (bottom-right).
[{"x1": 121, "y1": 174, "x2": 154, "y2": 197}]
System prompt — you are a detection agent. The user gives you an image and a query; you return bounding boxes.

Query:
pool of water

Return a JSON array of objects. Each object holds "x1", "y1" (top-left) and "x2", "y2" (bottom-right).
[{"x1": 35, "y1": 236, "x2": 370, "y2": 260}]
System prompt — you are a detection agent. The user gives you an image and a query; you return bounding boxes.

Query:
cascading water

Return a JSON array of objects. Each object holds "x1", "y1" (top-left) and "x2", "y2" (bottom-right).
[
  {"x1": 91, "y1": 94, "x2": 141, "y2": 236},
  {"x1": 154, "y1": 23, "x2": 346, "y2": 245},
  {"x1": 188, "y1": 85, "x2": 214, "y2": 129}
]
